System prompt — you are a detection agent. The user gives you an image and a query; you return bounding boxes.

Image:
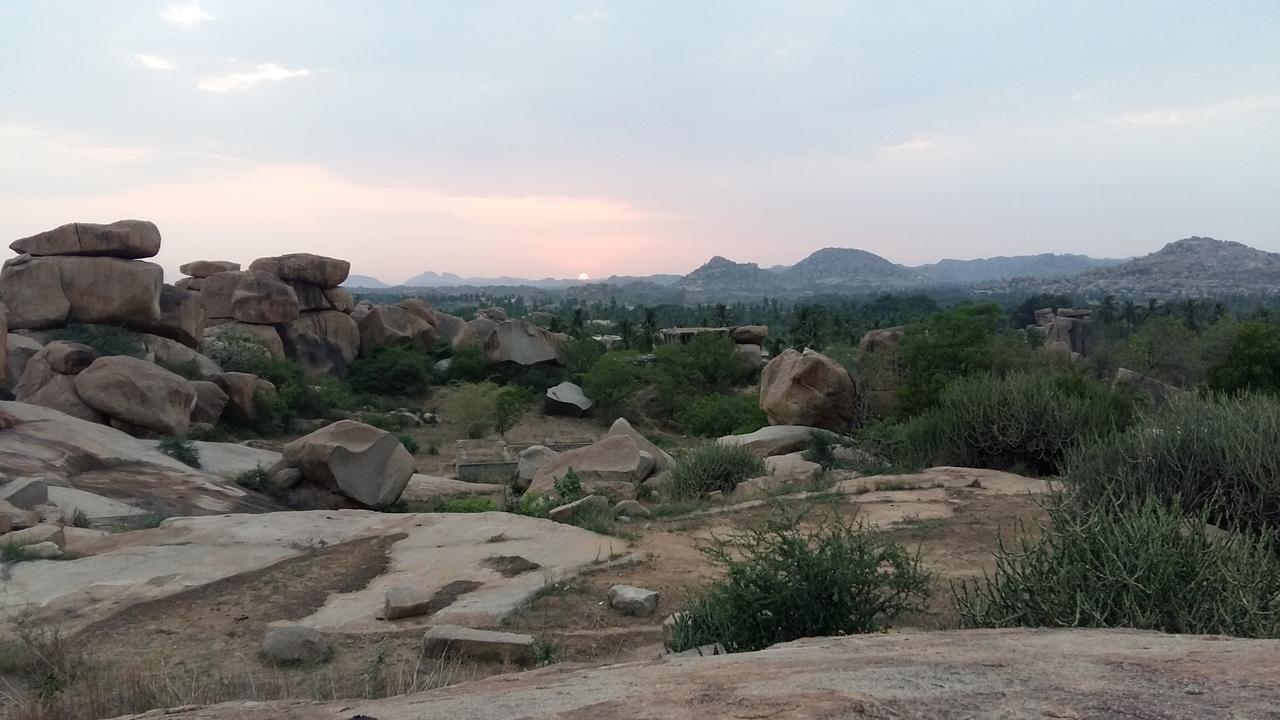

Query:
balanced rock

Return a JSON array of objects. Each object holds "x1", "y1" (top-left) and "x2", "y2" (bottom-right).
[
  {"x1": 74, "y1": 356, "x2": 197, "y2": 436},
  {"x1": 422, "y1": 625, "x2": 534, "y2": 664},
  {"x1": 545, "y1": 381, "x2": 592, "y2": 417},
  {"x1": 230, "y1": 271, "x2": 300, "y2": 324},
  {"x1": 730, "y1": 325, "x2": 768, "y2": 345},
  {"x1": 759, "y1": 349, "x2": 858, "y2": 433},
  {"x1": 0, "y1": 255, "x2": 162, "y2": 330},
  {"x1": 323, "y1": 287, "x2": 354, "y2": 314},
  {"x1": 484, "y1": 319, "x2": 568, "y2": 366},
  {"x1": 249, "y1": 253, "x2": 350, "y2": 288},
  {"x1": 11, "y1": 220, "x2": 161, "y2": 259},
  {"x1": 180, "y1": 260, "x2": 240, "y2": 278},
  {"x1": 283, "y1": 420, "x2": 415, "y2": 508}
]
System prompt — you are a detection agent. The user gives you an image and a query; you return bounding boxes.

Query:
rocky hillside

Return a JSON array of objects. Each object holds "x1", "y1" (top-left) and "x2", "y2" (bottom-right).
[
  {"x1": 918, "y1": 253, "x2": 1124, "y2": 283},
  {"x1": 782, "y1": 247, "x2": 921, "y2": 288},
  {"x1": 675, "y1": 256, "x2": 789, "y2": 295},
  {"x1": 1000, "y1": 237, "x2": 1280, "y2": 297}
]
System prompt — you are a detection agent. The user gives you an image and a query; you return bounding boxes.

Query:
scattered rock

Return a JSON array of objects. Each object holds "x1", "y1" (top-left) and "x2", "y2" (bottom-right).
[
  {"x1": 422, "y1": 624, "x2": 534, "y2": 664},
  {"x1": 607, "y1": 418, "x2": 675, "y2": 473},
  {"x1": 545, "y1": 381, "x2": 592, "y2": 417},
  {"x1": 5, "y1": 333, "x2": 43, "y2": 390},
  {"x1": 261, "y1": 626, "x2": 330, "y2": 665},
  {"x1": 547, "y1": 494, "x2": 609, "y2": 523},
  {"x1": 11, "y1": 220, "x2": 161, "y2": 259},
  {"x1": 433, "y1": 311, "x2": 475, "y2": 349},
  {"x1": 611, "y1": 499, "x2": 650, "y2": 518},
  {"x1": 283, "y1": 420, "x2": 415, "y2": 508},
  {"x1": 21, "y1": 541, "x2": 63, "y2": 560},
  {"x1": 764, "y1": 452, "x2": 822, "y2": 484},
  {"x1": 0, "y1": 499, "x2": 38, "y2": 532},
  {"x1": 74, "y1": 356, "x2": 197, "y2": 436},
  {"x1": 14, "y1": 341, "x2": 103, "y2": 423},
  {"x1": 383, "y1": 587, "x2": 435, "y2": 620},
  {"x1": 759, "y1": 348, "x2": 858, "y2": 432},
  {"x1": 608, "y1": 584, "x2": 659, "y2": 615}
]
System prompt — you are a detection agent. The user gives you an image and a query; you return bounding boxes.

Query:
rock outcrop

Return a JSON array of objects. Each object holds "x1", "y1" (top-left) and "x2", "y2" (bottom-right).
[
  {"x1": 484, "y1": 319, "x2": 568, "y2": 366},
  {"x1": 358, "y1": 301, "x2": 438, "y2": 356},
  {"x1": 1, "y1": 254, "x2": 162, "y2": 330},
  {"x1": 13, "y1": 341, "x2": 103, "y2": 423},
  {"x1": 759, "y1": 349, "x2": 858, "y2": 432}
]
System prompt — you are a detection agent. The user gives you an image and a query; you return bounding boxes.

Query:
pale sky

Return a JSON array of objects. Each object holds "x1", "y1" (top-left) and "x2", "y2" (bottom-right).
[{"x1": 1, "y1": 1, "x2": 1278, "y2": 283}]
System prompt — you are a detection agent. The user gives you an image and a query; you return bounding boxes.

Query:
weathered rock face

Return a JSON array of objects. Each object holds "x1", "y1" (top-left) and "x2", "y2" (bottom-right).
[
  {"x1": 4, "y1": 333, "x2": 42, "y2": 391},
  {"x1": 279, "y1": 310, "x2": 360, "y2": 377},
  {"x1": 198, "y1": 271, "x2": 243, "y2": 319},
  {"x1": 13, "y1": 341, "x2": 103, "y2": 423},
  {"x1": 282, "y1": 420, "x2": 415, "y2": 508},
  {"x1": 759, "y1": 349, "x2": 858, "y2": 433},
  {"x1": 140, "y1": 333, "x2": 222, "y2": 379},
  {"x1": 179, "y1": 260, "x2": 240, "y2": 278},
  {"x1": 527, "y1": 434, "x2": 644, "y2": 498},
  {"x1": 141, "y1": 284, "x2": 208, "y2": 348},
  {"x1": 249, "y1": 253, "x2": 350, "y2": 288},
  {"x1": 230, "y1": 271, "x2": 301, "y2": 324},
  {"x1": 11, "y1": 220, "x2": 161, "y2": 259},
  {"x1": 433, "y1": 311, "x2": 475, "y2": 349},
  {"x1": 0, "y1": 255, "x2": 162, "y2": 330},
  {"x1": 468, "y1": 317, "x2": 498, "y2": 345},
  {"x1": 545, "y1": 381, "x2": 592, "y2": 417},
  {"x1": 286, "y1": 280, "x2": 332, "y2": 312},
  {"x1": 484, "y1": 319, "x2": 568, "y2": 366},
  {"x1": 1031, "y1": 309, "x2": 1094, "y2": 360},
  {"x1": 730, "y1": 325, "x2": 768, "y2": 345},
  {"x1": 323, "y1": 287, "x2": 354, "y2": 314},
  {"x1": 74, "y1": 356, "x2": 197, "y2": 436},
  {"x1": 216, "y1": 372, "x2": 275, "y2": 425},
  {"x1": 358, "y1": 304, "x2": 437, "y2": 356},
  {"x1": 201, "y1": 321, "x2": 286, "y2": 361}
]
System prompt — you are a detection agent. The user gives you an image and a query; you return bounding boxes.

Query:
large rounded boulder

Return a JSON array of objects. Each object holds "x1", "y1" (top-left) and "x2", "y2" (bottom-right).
[
  {"x1": 73, "y1": 356, "x2": 197, "y2": 435},
  {"x1": 759, "y1": 348, "x2": 858, "y2": 433},
  {"x1": 282, "y1": 420, "x2": 415, "y2": 508},
  {"x1": 484, "y1": 319, "x2": 568, "y2": 366}
]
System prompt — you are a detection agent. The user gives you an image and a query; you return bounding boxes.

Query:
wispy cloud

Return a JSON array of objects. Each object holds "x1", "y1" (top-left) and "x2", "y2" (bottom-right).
[
  {"x1": 1103, "y1": 93, "x2": 1280, "y2": 128},
  {"x1": 572, "y1": 7, "x2": 609, "y2": 24},
  {"x1": 134, "y1": 53, "x2": 179, "y2": 71},
  {"x1": 0, "y1": 124, "x2": 150, "y2": 163},
  {"x1": 160, "y1": 2, "x2": 215, "y2": 28},
  {"x1": 197, "y1": 63, "x2": 311, "y2": 93}
]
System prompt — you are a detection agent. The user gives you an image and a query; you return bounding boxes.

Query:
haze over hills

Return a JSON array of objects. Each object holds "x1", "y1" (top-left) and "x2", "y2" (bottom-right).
[{"x1": 345, "y1": 237, "x2": 1277, "y2": 299}]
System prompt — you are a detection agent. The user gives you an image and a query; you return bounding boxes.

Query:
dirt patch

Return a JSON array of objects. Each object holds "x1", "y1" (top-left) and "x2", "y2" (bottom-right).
[{"x1": 482, "y1": 555, "x2": 542, "y2": 577}]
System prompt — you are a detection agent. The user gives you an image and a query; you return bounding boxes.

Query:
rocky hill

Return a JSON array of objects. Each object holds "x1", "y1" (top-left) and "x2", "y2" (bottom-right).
[
  {"x1": 343, "y1": 274, "x2": 389, "y2": 288},
  {"x1": 918, "y1": 253, "x2": 1124, "y2": 284},
  {"x1": 675, "y1": 256, "x2": 789, "y2": 295},
  {"x1": 783, "y1": 247, "x2": 921, "y2": 288},
  {"x1": 998, "y1": 237, "x2": 1280, "y2": 297}
]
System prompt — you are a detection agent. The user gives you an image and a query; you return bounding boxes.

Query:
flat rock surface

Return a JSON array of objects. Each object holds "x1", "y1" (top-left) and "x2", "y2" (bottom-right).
[
  {"x1": 400, "y1": 473, "x2": 505, "y2": 503},
  {"x1": 116, "y1": 628, "x2": 1280, "y2": 719},
  {"x1": 2, "y1": 510, "x2": 625, "y2": 638}
]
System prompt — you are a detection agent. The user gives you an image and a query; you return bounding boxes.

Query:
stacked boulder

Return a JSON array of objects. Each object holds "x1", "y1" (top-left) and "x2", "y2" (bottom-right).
[
  {"x1": 1028, "y1": 308, "x2": 1094, "y2": 361},
  {"x1": 759, "y1": 348, "x2": 858, "y2": 433},
  {"x1": 1, "y1": 220, "x2": 164, "y2": 333},
  {"x1": 729, "y1": 325, "x2": 769, "y2": 367},
  {"x1": 358, "y1": 298, "x2": 438, "y2": 357}
]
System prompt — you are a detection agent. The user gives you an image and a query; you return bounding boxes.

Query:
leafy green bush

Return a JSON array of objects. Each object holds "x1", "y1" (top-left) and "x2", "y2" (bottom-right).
[
  {"x1": 157, "y1": 436, "x2": 201, "y2": 469},
  {"x1": 953, "y1": 499, "x2": 1280, "y2": 638},
  {"x1": 396, "y1": 432, "x2": 419, "y2": 454},
  {"x1": 514, "y1": 492, "x2": 555, "y2": 518},
  {"x1": 675, "y1": 394, "x2": 767, "y2": 437},
  {"x1": 651, "y1": 334, "x2": 757, "y2": 417},
  {"x1": 347, "y1": 344, "x2": 434, "y2": 397},
  {"x1": 553, "y1": 467, "x2": 582, "y2": 500},
  {"x1": 564, "y1": 336, "x2": 606, "y2": 382},
  {"x1": 666, "y1": 443, "x2": 766, "y2": 499},
  {"x1": 668, "y1": 507, "x2": 930, "y2": 653},
  {"x1": 447, "y1": 382, "x2": 500, "y2": 439},
  {"x1": 897, "y1": 304, "x2": 1025, "y2": 415},
  {"x1": 435, "y1": 497, "x2": 498, "y2": 513},
  {"x1": 234, "y1": 466, "x2": 270, "y2": 492},
  {"x1": 801, "y1": 431, "x2": 837, "y2": 470},
  {"x1": 914, "y1": 371, "x2": 1136, "y2": 476},
  {"x1": 44, "y1": 323, "x2": 145, "y2": 358},
  {"x1": 1204, "y1": 321, "x2": 1280, "y2": 395},
  {"x1": 581, "y1": 352, "x2": 648, "y2": 421},
  {"x1": 1064, "y1": 393, "x2": 1280, "y2": 543},
  {"x1": 443, "y1": 345, "x2": 489, "y2": 383},
  {"x1": 1116, "y1": 316, "x2": 1202, "y2": 387}
]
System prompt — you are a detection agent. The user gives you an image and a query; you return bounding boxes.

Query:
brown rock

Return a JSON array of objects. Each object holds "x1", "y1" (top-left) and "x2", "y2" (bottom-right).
[
  {"x1": 358, "y1": 304, "x2": 437, "y2": 355},
  {"x1": 759, "y1": 349, "x2": 858, "y2": 433},
  {"x1": 323, "y1": 287, "x2": 354, "y2": 314},
  {"x1": 527, "y1": 434, "x2": 643, "y2": 499},
  {"x1": 14, "y1": 342, "x2": 103, "y2": 423},
  {"x1": 433, "y1": 311, "x2": 475, "y2": 349},
  {"x1": 287, "y1": 280, "x2": 332, "y2": 312},
  {"x1": 180, "y1": 260, "x2": 240, "y2": 278},
  {"x1": 279, "y1": 310, "x2": 360, "y2": 377},
  {"x1": 10, "y1": 220, "x2": 161, "y2": 259},
  {"x1": 190, "y1": 380, "x2": 230, "y2": 424},
  {"x1": 138, "y1": 284, "x2": 207, "y2": 348},
  {"x1": 230, "y1": 271, "x2": 301, "y2": 324},
  {"x1": 249, "y1": 253, "x2": 350, "y2": 288},
  {"x1": 0, "y1": 256, "x2": 162, "y2": 330},
  {"x1": 216, "y1": 372, "x2": 276, "y2": 425},
  {"x1": 468, "y1": 317, "x2": 498, "y2": 345},
  {"x1": 484, "y1": 319, "x2": 568, "y2": 366},
  {"x1": 730, "y1": 325, "x2": 768, "y2": 345},
  {"x1": 74, "y1": 356, "x2": 197, "y2": 436},
  {"x1": 282, "y1": 420, "x2": 414, "y2": 508},
  {"x1": 199, "y1": 271, "x2": 243, "y2": 319},
  {"x1": 175, "y1": 277, "x2": 204, "y2": 292}
]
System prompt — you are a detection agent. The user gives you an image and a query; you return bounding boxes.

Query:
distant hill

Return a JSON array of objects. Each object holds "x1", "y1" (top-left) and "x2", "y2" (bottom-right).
[
  {"x1": 675, "y1": 256, "x2": 789, "y2": 295},
  {"x1": 343, "y1": 274, "x2": 389, "y2": 288},
  {"x1": 999, "y1": 237, "x2": 1280, "y2": 297},
  {"x1": 916, "y1": 253, "x2": 1125, "y2": 284},
  {"x1": 785, "y1": 247, "x2": 920, "y2": 288},
  {"x1": 403, "y1": 270, "x2": 582, "y2": 289}
]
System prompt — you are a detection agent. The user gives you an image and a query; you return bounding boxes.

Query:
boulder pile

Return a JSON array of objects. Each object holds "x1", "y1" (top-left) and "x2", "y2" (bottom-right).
[{"x1": 1028, "y1": 308, "x2": 1094, "y2": 361}]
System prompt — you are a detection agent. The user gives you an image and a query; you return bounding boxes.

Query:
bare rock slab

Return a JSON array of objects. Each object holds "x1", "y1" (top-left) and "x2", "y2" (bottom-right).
[{"x1": 422, "y1": 624, "x2": 534, "y2": 664}]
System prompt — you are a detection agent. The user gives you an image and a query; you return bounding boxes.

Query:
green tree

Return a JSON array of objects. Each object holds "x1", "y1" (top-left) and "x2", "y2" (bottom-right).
[
  {"x1": 897, "y1": 304, "x2": 1009, "y2": 415},
  {"x1": 581, "y1": 352, "x2": 648, "y2": 422},
  {"x1": 1116, "y1": 316, "x2": 1201, "y2": 387},
  {"x1": 1205, "y1": 322, "x2": 1280, "y2": 395},
  {"x1": 493, "y1": 386, "x2": 531, "y2": 439}
]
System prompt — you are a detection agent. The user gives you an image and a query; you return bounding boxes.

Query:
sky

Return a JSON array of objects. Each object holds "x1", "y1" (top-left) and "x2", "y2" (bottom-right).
[{"x1": 1, "y1": 1, "x2": 1278, "y2": 284}]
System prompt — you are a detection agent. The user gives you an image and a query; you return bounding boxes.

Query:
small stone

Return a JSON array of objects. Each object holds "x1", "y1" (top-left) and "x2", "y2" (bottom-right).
[
  {"x1": 608, "y1": 584, "x2": 659, "y2": 616},
  {"x1": 261, "y1": 626, "x2": 330, "y2": 665},
  {"x1": 611, "y1": 499, "x2": 650, "y2": 519},
  {"x1": 384, "y1": 586, "x2": 434, "y2": 620}
]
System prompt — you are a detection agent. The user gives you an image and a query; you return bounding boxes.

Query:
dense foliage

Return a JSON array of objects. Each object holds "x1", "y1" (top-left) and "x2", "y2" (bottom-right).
[{"x1": 665, "y1": 443, "x2": 766, "y2": 499}]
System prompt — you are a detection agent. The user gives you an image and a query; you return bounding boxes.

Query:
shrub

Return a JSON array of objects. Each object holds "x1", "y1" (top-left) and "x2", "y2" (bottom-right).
[
  {"x1": 157, "y1": 436, "x2": 201, "y2": 469},
  {"x1": 1115, "y1": 315, "x2": 1202, "y2": 387},
  {"x1": 675, "y1": 394, "x2": 767, "y2": 437},
  {"x1": 347, "y1": 344, "x2": 434, "y2": 397},
  {"x1": 665, "y1": 443, "x2": 766, "y2": 499},
  {"x1": 896, "y1": 304, "x2": 1021, "y2": 415},
  {"x1": 553, "y1": 467, "x2": 582, "y2": 500},
  {"x1": 234, "y1": 466, "x2": 270, "y2": 492},
  {"x1": 444, "y1": 345, "x2": 489, "y2": 383},
  {"x1": 447, "y1": 382, "x2": 499, "y2": 439},
  {"x1": 396, "y1": 432, "x2": 419, "y2": 455},
  {"x1": 1064, "y1": 393, "x2": 1280, "y2": 544},
  {"x1": 801, "y1": 431, "x2": 837, "y2": 470},
  {"x1": 45, "y1": 323, "x2": 145, "y2": 358},
  {"x1": 514, "y1": 493, "x2": 555, "y2": 518},
  {"x1": 581, "y1": 352, "x2": 648, "y2": 421},
  {"x1": 651, "y1": 334, "x2": 757, "y2": 417},
  {"x1": 435, "y1": 497, "x2": 498, "y2": 513},
  {"x1": 953, "y1": 499, "x2": 1280, "y2": 638},
  {"x1": 564, "y1": 336, "x2": 606, "y2": 382},
  {"x1": 1204, "y1": 321, "x2": 1280, "y2": 395},
  {"x1": 668, "y1": 507, "x2": 930, "y2": 653},
  {"x1": 914, "y1": 371, "x2": 1136, "y2": 476}
]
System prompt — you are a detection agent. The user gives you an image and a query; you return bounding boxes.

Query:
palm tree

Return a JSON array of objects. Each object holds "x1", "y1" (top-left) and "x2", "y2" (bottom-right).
[
  {"x1": 1121, "y1": 300, "x2": 1139, "y2": 329},
  {"x1": 615, "y1": 318, "x2": 635, "y2": 350},
  {"x1": 637, "y1": 307, "x2": 659, "y2": 351},
  {"x1": 1181, "y1": 299, "x2": 1199, "y2": 332},
  {"x1": 1099, "y1": 295, "x2": 1118, "y2": 325}
]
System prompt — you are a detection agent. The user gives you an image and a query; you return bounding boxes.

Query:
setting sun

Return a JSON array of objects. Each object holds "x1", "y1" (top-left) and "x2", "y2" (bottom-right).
[{"x1": 577, "y1": 272, "x2": 590, "y2": 281}]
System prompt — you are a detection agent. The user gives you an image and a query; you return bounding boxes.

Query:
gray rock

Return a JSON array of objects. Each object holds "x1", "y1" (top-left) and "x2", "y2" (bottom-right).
[
  {"x1": 547, "y1": 494, "x2": 609, "y2": 523},
  {"x1": 282, "y1": 420, "x2": 415, "y2": 509},
  {"x1": 383, "y1": 586, "x2": 434, "y2": 620},
  {"x1": 22, "y1": 541, "x2": 63, "y2": 560},
  {"x1": 611, "y1": 499, "x2": 650, "y2": 519},
  {"x1": 0, "y1": 477, "x2": 49, "y2": 509},
  {"x1": 179, "y1": 260, "x2": 240, "y2": 278},
  {"x1": 11, "y1": 220, "x2": 161, "y2": 259},
  {"x1": 545, "y1": 381, "x2": 592, "y2": 417},
  {"x1": 515, "y1": 445, "x2": 557, "y2": 492},
  {"x1": 608, "y1": 584, "x2": 659, "y2": 615},
  {"x1": 718, "y1": 425, "x2": 842, "y2": 458},
  {"x1": 608, "y1": 418, "x2": 676, "y2": 472},
  {"x1": 5, "y1": 333, "x2": 44, "y2": 390},
  {"x1": 636, "y1": 450, "x2": 656, "y2": 481},
  {"x1": 190, "y1": 381, "x2": 230, "y2": 424},
  {"x1": 422, "y1": 624, "x2": 534, "y2": 664},
  {"x1": 261, "y1": 626, "x2": 330, "y2": 665}
]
